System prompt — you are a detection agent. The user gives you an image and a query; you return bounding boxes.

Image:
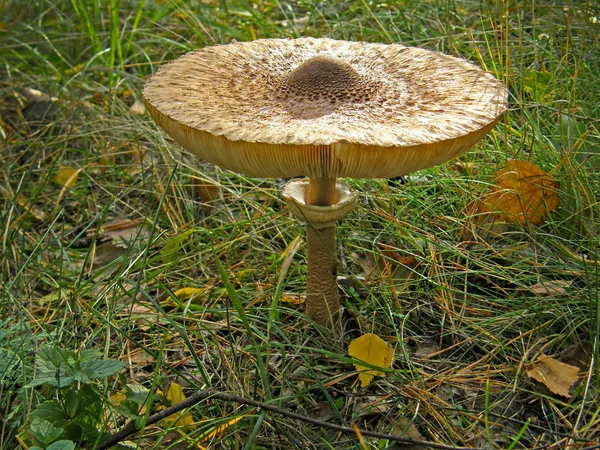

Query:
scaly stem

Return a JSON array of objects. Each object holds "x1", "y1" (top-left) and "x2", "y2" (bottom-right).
[{"x1": 305, "y1": 177, "x2": 341, "y2": 327}]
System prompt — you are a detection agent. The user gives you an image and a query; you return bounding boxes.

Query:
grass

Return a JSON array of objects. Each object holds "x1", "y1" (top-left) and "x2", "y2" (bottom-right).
[{"x1": 1, "y1": 0, "x2": 599, "y2": 448}]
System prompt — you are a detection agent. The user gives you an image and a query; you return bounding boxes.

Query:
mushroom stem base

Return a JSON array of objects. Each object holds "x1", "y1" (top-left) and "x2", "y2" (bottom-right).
[{"x1": 306, "y1": 225, "x2": 341, "y2": 327}]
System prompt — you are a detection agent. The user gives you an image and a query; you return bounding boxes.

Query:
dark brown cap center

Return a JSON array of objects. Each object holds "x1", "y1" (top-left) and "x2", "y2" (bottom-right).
[
  {"x1": 286, "y1": 56, "x2": 361, "y2": 98},
  {"x1": 280, "y1": 56, "x2": 375, "y2": 119}
]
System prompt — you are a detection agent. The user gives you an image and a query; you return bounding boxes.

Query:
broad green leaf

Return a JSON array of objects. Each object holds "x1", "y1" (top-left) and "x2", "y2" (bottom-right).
[
  {"x1": 30, "y1": 400, "x2": 69, "y2": 428},
  {"x1": 65, "y1": 385, "x2": 103, "y2": 424},
  {"x1": 30, "y1": 417, "x2": 64, "y2": 445},
  {"x1": 46, "y1": 441, "x2": 76, "y2": 450},
  {"x1": 29, "y1": 347, "x2": 124, "y2": 387},
  {"x1": 79, "y1": 356, "x2": 126, "y2": 381},
  {"x1": 28, "y1": 347, "x2": 77, "y2": 388}
]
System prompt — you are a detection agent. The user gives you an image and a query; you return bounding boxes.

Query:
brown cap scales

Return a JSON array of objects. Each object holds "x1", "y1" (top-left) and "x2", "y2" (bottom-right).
[{"x1": 143, "y1": 37, "x2": 507, "y2": 179}]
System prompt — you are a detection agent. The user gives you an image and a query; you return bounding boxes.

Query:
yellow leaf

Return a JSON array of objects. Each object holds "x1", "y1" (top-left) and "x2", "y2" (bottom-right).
[
  {"x1": 55, "y1": 167, "x2": 80, "y2": 188},
  {"x1": 348, "y1": 333, "x2": 394, "y2": 387},
  {"x1": 199, "y1": 415, "x2": 245, "y2": 443},
  {"x1": 164, "y1": 383, "x2": 194, "y2": 426},
  {"x1": 15, "y1": 194, "x2": 47, "y2": 221},
  {"x1": 479, "y1": 159, "x2": 559, "y2": 225},
  {"x1": 173, "y1": 288, "x2": 206, "y2": 301},
  {"x1": 527, "y1": 354, "x2": 579, "y2": 397}
]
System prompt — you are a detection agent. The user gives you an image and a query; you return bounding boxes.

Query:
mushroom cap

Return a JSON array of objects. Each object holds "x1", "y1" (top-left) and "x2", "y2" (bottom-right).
[{"x1": 143, "y1": 37, "x2": 507, "y2": 179}]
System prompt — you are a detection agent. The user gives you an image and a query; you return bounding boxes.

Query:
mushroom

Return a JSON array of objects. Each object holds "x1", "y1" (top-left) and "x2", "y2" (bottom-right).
[{"x1": 143, "y1": 37, "x2": 507, "y2": 328}]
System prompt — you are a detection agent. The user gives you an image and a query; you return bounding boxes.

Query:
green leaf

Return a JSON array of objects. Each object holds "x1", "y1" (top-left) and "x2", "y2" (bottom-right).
[
  {"x1": 27, "y1": 346, "x2": 77, "y2": 388},
  {"x1": 79, "y1": 350, "x2": 125, "y2": 380},
  {"x1": 30, "y1": 400, "x2": 69, "y2": 428},
  {"x1": 116, "y1": 400, "x2": 144, "y2": 421},
  {"x1": 30, "y1": 417, "x2": 64, "y2": 445},
  {"x1": 125, "y1": 383, "x2": 150, "y2": 405},
  {"x1": 46, "y1": 440, "x2": 76, "y2": 450},
  {"x1": 28, "y1": 347, "x2": 125, "y2": 387},
  {"x1": 64, "y1": 385, "x2": 103, "y2": 423}
]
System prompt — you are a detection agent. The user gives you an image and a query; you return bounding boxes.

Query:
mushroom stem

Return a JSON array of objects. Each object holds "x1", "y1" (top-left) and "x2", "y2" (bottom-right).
[
  {"x1": 283, "y1": 179, "x2": 356, "y2": 328},
  {"x1": 306, "y1": 224, "x2": 340, "y2": 327},
  {"x1": 307, "y1": 177, "x2": 338, "y2": 206},
  {"x1": 305, "y1": 177, "x2": 340, "y2": 327}
]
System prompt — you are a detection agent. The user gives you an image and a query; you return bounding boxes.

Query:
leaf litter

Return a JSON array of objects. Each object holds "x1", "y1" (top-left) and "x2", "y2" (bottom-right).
[{"x1": 527, "y1": 354, "x2": 580, "y2": 398}]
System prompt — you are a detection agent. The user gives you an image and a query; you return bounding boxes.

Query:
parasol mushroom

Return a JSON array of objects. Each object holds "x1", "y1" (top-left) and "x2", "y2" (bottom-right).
[{"x1": 143, "y1": 37, "x2": 507, "y2": 328}]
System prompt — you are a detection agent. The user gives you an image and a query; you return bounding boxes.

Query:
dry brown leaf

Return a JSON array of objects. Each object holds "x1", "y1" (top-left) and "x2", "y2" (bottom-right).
[
  {"x1": 479, "y1": 159, "x2": 559, "y2": 225},
  {"x1": 92, "y1": 242, "x2": 127, "y2": 270},
  {"x1": 129, "y1": 99, "x2": 146, "y2": 115},
  {"x1": 192, "y1": 177, "x2": 219, "y2": 203},
  {"x1": 349, "y1": 252, "x2": 377, "y2": 278},
  {"x1": 313, "y1": 401, "x2": 336, "y2": 422},
  {"x1": 392, "y1": 417, "x2": 424, "y2": 441},
  {"x1": 414, "y1": 341, "x2": 440, "y2": 359},
  {"x1": 125, "y1": 348, "x2": 156, "y2": 367},
  {"x1": 98, "y1": 217, "x2": 148, "y2": 245},
  {"x1": 348, "y1": 333, "x2": 394, "y2": 387},
  {"x1": 527, "y1": 354, "x2": 580, "y2": 397},
  {"x1": 528, "y1": 279, "x2": 572, "y2": 297},
  {"x1": 354, "y1": 395, "x2": 390, "y2": 417},
  {"x1": 559, "y1": 342, "x2": 592, "y2": 371}
]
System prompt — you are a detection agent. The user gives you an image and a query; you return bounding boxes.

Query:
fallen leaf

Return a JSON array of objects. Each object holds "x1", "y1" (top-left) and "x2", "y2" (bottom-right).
[
  {"x1": 55, "y1": 167, "x2": 80, "y2": 188},
  {"x1": 280, "y1": 294, "x2": 305, "y2": 305},
  {"x1": 527, "y1": 354, "x2": 579, "y2": 397},
  {"x1": 14, "y1": 194, "x2": 47, "y2": 221},
  {"x1": 92, "y1": 242, "x2": 127, "y2": 270},
  {"x1": 392, "y1": 417, "x2": 424, "y2": 441},
  {"x1": 95, "y1": 217, "x2": 148, "y2": 246},
  {"x1": 479, "y1": 159, "x2": 559, "y2": 225},
  {"x1": 349, "y1": 252, "x2": 377, "y2": 279},
  {"x1": 313, "y1": 401, "x2": 336, "y2": 422},
  {"x1": 414, "y1": 341, "x2": 440, "y2": 359},
  {"x1": 348, "y1": 333, "x2": 394, "y2": 387},
  {"x1": 129, "y1": 99, "x2": 146, "y2": 115},
  {"x1": 559, "y1": 342, "x2": 592, "y2": 371},
  {"x1": 192, "y1": 177, "x2": 219, "y2": 203},
  {"x1": 199, "y1": 415, "x2": 245, "y2": 443},
  {"x1": 528, "y1": 279, "x2": 571, "y2": 297},
  {"x1": 354, "y1": 395, "x2": 390, "y2": 417},
  {"x1": 172, "y1": 287, "x2": 206, "y2": 301},
  {"x1": 125, "y1": 348, "x2": 156, "y2": 367},
  {"x1": 163, "y1": 383, "x2": 194, "y2": 426}
]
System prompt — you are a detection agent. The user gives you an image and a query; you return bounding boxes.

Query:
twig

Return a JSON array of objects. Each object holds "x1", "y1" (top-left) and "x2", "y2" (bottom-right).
[{"x1": 96, "y1": 389, "x2": 471, "y2": 450}]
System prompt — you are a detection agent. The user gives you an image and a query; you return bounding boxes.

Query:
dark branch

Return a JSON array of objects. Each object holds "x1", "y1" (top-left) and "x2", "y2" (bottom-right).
[{"x1": 95, "y1": 389, "x2": 509, "y2": 450}]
